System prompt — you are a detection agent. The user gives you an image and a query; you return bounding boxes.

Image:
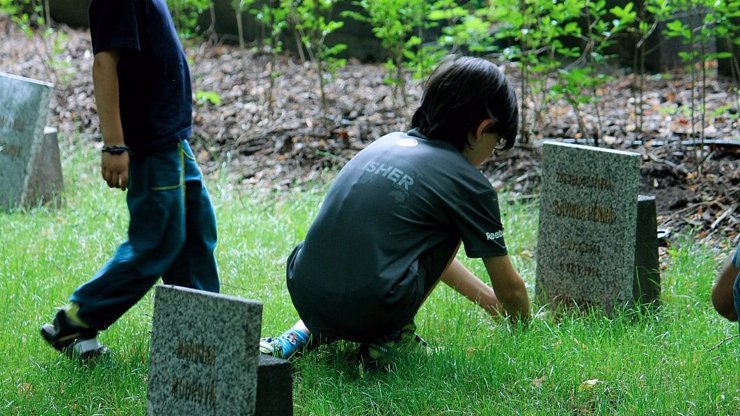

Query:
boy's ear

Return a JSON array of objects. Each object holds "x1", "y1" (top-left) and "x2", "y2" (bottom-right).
[{"x1": 475, "y1": 119, "x2": 495, "y2": 140}]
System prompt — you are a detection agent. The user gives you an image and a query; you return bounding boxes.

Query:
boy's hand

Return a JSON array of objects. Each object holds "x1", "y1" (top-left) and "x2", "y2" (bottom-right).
[
  {"x1": 101, "y1": 152, "x2": 129, "y2": 190},
  {"x1": 482, "y1": 255, "x2": 531, "y2": 324}
]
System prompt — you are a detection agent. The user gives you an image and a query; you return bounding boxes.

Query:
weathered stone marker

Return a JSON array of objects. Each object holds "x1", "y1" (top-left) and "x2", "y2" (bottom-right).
[
  {"x1": 0, "y1": 72, "x2": 63, "y2": 210},
  {"x1": 147, "y1": 285, "x2": 262, "y2": 415},
  {"x1": 535, "y1": 142, "x2": 645, "y2": 313}
]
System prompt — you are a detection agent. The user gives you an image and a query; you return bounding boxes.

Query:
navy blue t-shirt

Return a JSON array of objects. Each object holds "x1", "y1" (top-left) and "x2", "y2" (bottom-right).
[
  {"x1": 287, "y1": 129, "x2": 508, "y2": 341},
  {"x1": 89, "y1": 0, "x2": 192, "y2": 153}
]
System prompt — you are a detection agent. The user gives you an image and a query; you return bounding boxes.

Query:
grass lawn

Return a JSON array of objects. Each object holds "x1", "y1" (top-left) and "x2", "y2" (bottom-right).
[{"x1": 1, "y1": 142, "x2": 738, "y2": 415}]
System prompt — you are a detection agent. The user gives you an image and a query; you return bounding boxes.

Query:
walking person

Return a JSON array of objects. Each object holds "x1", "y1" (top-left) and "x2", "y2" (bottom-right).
[{"x1": 41, "y1": 0, "x2": 219, "y2": 359}]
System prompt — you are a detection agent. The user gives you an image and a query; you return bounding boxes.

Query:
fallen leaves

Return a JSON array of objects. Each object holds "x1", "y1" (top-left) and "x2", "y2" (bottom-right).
[
  {"x1": 578, "y1": 378, "x2": 601, "y2": 391},
  {"x1": 17, "y1": 382, "x2": 33, "y2": 397}
]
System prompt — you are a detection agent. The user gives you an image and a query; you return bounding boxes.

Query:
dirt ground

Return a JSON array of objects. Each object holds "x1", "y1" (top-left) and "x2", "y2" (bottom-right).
[{"x1": 1, "y1": 19, "x2": 737, "y2": 247}]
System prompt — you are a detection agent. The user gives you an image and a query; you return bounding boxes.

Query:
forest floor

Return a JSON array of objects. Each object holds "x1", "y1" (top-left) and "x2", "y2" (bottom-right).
[{"x1": 1, "y1": 19, "x2": 737, "y2": 246}]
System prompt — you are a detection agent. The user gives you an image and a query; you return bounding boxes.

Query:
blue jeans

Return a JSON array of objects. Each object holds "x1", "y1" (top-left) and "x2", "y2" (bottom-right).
[{"x1": 71, "y1": 140, "x2": 219, "y2": 330}]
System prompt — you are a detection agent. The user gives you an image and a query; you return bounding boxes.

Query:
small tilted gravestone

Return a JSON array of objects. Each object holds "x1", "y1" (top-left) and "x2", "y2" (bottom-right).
[
  {"x1": 147, "y1": 285, "x2": 294, "y2": 415},
  {"x1": 0, "y1": 72, "x2": 64, "y2": 211},
  {"x1": 535, "y1": 142, "x2": 660, "y2": 314},
  {"x1": 147, "y1": 285, "x2": 263, "y2": 415}
]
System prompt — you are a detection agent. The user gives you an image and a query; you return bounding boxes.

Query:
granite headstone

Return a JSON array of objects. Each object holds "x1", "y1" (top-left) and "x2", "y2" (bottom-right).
[
  {"x1": 0, "y1": 72, "x2": 62, "y2": 210},
  {"x1": 535, "y1": 142, "x2": 641, "y2": 313},
  {"x1": 147, "y1": 285, "x2": 262, "y2": 415}
]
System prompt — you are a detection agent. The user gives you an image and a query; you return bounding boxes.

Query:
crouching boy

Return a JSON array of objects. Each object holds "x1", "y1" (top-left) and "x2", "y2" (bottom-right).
[{"x1": 261, "y1": 56, "x2": 531, "y2": 366}]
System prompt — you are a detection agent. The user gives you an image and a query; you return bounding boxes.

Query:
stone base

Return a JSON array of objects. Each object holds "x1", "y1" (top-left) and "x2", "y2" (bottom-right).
[
  {"x1": 22, "y1": 127, "x2": 64, "y2": 209},
  {"x1": 256, "y1": 355, "x2": 293, "y2": 416},
  {"x1": 634, "y1": 195, "x2": 660, "y2": 306}
]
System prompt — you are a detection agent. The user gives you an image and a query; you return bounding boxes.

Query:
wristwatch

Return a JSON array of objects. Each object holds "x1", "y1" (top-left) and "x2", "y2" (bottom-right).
[{"x1": 101, "y1": 145, "x2": 130, "y2": 155}]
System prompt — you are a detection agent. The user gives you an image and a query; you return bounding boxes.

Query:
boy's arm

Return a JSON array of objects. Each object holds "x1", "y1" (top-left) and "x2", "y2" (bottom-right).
[
  {"x1": 92, "y1": 49, "x2": 129, "y2": 190},
  {"x1": 711, "y1": 255, "x2": 739, "y2": 321},
  {"x1": 441, "y1": 258, "x2": 502, "y2": 318},
  {"x1": 482, "y1": 255, "x2": 531, "y2": 324}
]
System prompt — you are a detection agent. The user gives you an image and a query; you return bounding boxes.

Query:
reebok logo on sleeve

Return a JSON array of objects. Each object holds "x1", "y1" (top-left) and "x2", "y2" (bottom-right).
[{"x1": 486, "y1": 230, "x2": 504, "y2": 241}]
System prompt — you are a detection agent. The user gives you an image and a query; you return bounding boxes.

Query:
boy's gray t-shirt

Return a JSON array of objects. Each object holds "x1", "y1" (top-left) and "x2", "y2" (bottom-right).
[{"x1": 287, "y1": 130, "x2": 507, "y2": 341}]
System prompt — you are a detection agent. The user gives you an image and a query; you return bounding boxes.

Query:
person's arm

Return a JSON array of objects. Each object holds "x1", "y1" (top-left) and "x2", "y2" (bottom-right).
[
  {"x1": 482, "y1": 255, "x2": 530, "y2": 324},
  {"x1": 92, "y1": 49, "x2": 129, "y2": 190},
  {"x1": 711, "y1": 255, "x2": 739, "y2": 321},
  {"x1": 441, "y1": 258, "x2": 503, "y2": 318}
]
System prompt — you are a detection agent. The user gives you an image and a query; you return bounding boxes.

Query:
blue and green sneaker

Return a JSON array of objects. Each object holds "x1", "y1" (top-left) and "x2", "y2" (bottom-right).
[{"x1": 259, "y1": 329, "x2": 310, "y2": 359}]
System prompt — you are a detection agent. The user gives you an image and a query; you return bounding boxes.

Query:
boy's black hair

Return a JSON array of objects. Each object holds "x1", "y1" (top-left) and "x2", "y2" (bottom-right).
[{"x1": 411, "y1": 56, "x2": 518, "y2": 152}]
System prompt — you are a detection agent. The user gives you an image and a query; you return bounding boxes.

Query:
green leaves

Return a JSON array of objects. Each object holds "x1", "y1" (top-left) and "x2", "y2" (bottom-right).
[
  {"x1": 665, "y1": 19, "x2": 690, "y2": 40},
  {"x1": 195, "y1": 90, "x2": 222, "y2": 106},
  {"x1": 167, "y1": 0, "x2": 211, "y2": 39},
  {"x1": 251, "y1": 2, "x2": 289, "y2": 52},
  {"x1": 346, "y1": 0, "x2": 449, "y2": 104},
  {"x1": 0, "y1": 0, "x2": 20, "y2": 15}
]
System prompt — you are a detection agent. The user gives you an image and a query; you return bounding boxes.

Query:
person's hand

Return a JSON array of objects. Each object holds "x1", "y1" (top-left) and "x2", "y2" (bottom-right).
[{"x1": 101, "y1": 151, "x2": 129, "y2": 190}]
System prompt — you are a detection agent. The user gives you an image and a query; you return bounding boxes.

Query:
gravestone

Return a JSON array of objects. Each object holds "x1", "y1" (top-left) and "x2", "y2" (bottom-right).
[
  {"x1": 535, "y1": 142, "x2": 642, "y2": 313},
  {"x1": 0, "y1": 72, "x2": 63, "y2": 210},
  {"x1": 147, "y1": 285, "x2": 263, "y2": 415}
]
